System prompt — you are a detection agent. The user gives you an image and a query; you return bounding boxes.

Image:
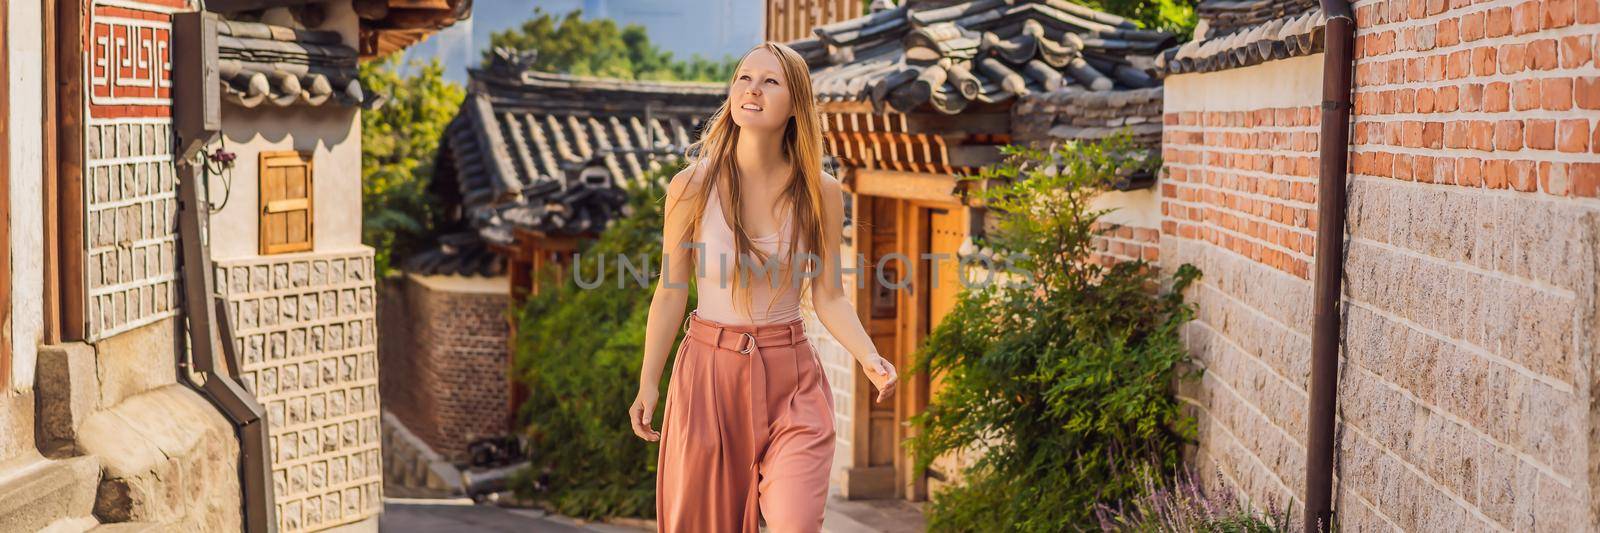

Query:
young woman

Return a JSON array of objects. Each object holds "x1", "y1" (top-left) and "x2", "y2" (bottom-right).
[{"x1": 628, "y1": 42, "x2": 899, "y2": 532}]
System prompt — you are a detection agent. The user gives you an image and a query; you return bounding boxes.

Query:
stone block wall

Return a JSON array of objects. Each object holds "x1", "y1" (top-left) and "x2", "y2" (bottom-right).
[
  {"x1": 1162, "y1": 2, "x2": 1600, "y2": 529},
  {"x1": 83, "y1": 0, "x2": 184, "y2": 341},
  {"x1": 1161, "y1": 54, "x2": 1324, "y2": 522},
  {"x1": 215, "y1": 250, "x2": 383, "y2": 532},
  {"x1": 1334, "y1": 0, "x2": 1600, "y2": 529},
  {"x1": 378, "y1": 273, "x2": 511, "y2": 464},
  {"x1": 84, "y1": 113, "x2": 181, "y2": 341}
]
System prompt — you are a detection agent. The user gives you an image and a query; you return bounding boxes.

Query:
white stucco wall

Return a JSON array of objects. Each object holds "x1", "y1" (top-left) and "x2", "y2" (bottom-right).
[
  {"x1": 1090, "y1": 188, "x2": 1161, "y2": 228},
  {"x1": 1163, "y1": 54, "x2": 1325, "y2": 112},
  {"x1": 10, "y1": 0, "x2": 44, "y2": 391},
  {"x1": 211, "y1": 1, "x2": 364, "y2": 261},
  {"x1": 213, "y1": 105, "x2": 364, "y2": 261}
]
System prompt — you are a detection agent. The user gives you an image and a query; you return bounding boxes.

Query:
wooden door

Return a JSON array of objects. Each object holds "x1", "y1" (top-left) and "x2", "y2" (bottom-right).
[
  {"x1": 847, "y1": 196, "x2": 970, "y2": 501},
  {"x1": 923, "y1": 207, "x2": 966, "y2": 495},
  {"x1": 889, "y1": 200, "x2": 965, "y2": 501},
  {"x1": 847, "y1": 195, "x2": 901, "y2": 498}
]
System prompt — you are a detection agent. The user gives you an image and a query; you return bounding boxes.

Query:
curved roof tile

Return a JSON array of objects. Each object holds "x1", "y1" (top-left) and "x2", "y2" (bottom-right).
[
  {"x1": 792, "y1": 0, "x2": 1174, "y2": 115},
  {"x1": 1159, "y1": 1, "x2": 1325, "y2": 74}
]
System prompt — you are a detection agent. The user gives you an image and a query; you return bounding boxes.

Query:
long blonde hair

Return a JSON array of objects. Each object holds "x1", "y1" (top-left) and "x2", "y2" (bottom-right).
[{"x1": 674, "y1": 41, "x2": 828, "y2": 319}]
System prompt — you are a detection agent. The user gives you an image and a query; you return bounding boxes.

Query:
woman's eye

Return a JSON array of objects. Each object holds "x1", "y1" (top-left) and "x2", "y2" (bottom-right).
[{"x1": 766, "y1": 78, "x2": 778, "y2": 85}]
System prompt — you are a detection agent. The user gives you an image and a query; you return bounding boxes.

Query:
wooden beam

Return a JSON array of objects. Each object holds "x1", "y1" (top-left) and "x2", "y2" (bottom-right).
[
  {"x1": 353, "y1": 0, "x2": 388, "y2": 20},
  {"x1": 386, "y1": 0, "x2": 449, "y2": 9},
  {"x1": 853, "y1": 169, "x2": 962, "y2": 205},
  {"x1": 820, "y1": 100, "x2": 878, "y2": 115},
  {"x1": 372, "y1": 7, "x2": 457, "y2": 29},
  {"x1": 43, "y1": 0, "x2": 57, "y2": 345},
  {"x1": 0, "y1": 0, "x2": 10, "y2": 384},
  {"x1": 56, "y1": 0, "x2": 83, "y2": 341},
  {"x1": 205, "y1": 0, "x2": 319, "y2": 13},
  {"x1": 904, "y1": 111, "x2": 1011, "y2": 136}
]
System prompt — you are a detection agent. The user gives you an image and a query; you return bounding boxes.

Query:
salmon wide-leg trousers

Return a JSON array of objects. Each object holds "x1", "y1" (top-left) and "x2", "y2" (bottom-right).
[{"x1": 656, "y1": 310, "x2": 836, "y2": 533}]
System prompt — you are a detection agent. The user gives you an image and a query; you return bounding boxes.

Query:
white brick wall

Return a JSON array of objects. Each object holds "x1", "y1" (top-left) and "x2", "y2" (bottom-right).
[
  {"x1": 83, "y1": 119, "x2": 181, "y2": 340},
  {"x1": 216, "y1": 249, "x2": 382, "y2": 532}
]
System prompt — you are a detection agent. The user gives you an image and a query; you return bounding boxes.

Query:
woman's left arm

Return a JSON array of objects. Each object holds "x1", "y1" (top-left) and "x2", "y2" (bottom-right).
[{"x1": 810, "y1": 172, "x2": 898, "y2": 403}]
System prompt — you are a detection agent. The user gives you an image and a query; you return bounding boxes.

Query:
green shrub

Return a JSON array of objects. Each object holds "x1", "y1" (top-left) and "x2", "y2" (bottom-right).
[
  {"x1": 908, "y1": 131, "x2": 1202, "y2": 531},
  {"x1": 508, "y1": 164, "x2": 692, "y2": 519}
]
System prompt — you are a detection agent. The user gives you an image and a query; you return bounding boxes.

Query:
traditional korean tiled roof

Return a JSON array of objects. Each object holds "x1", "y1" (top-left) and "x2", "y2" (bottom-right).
[
  {"x1": 218, "y1": 20, "x2": 378, "y2": 109},
  {"x1": 1158, "y1": 2, "x2": 1325, "y2": 74},
  {"x1": 207, "y1": 0, "x2": 471, "y2": 61},
  {"x1": 413, "y1": 50, "x2": 725, "y2": 275},
  {"x1": 357, "y1": 0, "x2": 474, "y2": 59},
  {"x1": 401, "y1": 232, "x2": 505, "y2": 277},
  {"x1": 788, "y1": 0, "x2": 1175, "y2": 115},
  {"x1": 1013, "y1": 86, "x2": 1163, "y2": 143},
  {"x1": 1197, "y1": 0, "x2": 1319, "y2": 37}
]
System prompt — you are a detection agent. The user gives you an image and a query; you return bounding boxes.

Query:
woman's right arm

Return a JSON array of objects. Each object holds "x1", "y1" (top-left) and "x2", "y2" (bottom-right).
[{"x1": 630, "y1": 163, "x2": 702, "y2": 442}]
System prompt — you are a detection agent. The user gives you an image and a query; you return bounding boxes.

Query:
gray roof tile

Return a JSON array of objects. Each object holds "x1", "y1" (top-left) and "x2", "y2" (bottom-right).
[
  {"x1": 413, "y1": 50, "x2": 725, "y2": 276},
  {"x1": 794, "y1": 0, "x2": 1173, "y2": 114},
  {"x1": 217, "y1": 20, "x2": 376, "y2": 109}
]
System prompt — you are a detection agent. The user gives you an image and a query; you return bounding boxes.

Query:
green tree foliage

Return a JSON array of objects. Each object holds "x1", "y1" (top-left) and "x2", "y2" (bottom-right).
[
  {"x1": 483, "y1": 8, "x2": 738, "y2": 82},
  {"x1": 359, "y1": 58, "x2": 465, "y2": 276},
  {"x1": 908, "y1": 132, "x2": 1202, "y2": 531},
  {"x1": 1081, "y1": 0, "x2": 1199, "y2": 38},
  {"x1": 509, "y1": 164, "x2": 692, "y2": 519}
]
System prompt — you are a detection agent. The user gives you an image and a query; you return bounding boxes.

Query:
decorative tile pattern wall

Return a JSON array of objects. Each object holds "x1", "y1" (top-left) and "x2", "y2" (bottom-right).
[
  {"x1": 215, "y1": 250, "x2": 381, "y2": 532},
  {"x1": 84, "y1": 117, "x2": 180, "y2": 340}
]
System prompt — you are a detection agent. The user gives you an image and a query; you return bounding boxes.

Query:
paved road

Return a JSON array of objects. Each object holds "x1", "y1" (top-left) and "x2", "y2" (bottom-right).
[
  {"x1": 379, "y1": 499, "x2": 647, "y2": 533},
  {"x1": 379, "y1": 494, "x2": 924, "y2": 532}
]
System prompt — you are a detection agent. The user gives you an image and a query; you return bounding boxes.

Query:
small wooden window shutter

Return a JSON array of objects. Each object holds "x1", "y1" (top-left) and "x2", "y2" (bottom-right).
[{"x1": 259, "y1": 151, "x2": 314, "y2": 254}]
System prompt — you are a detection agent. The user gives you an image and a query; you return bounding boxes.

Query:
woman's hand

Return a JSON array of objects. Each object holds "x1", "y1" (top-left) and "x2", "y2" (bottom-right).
[
  {"x1": 859, "y1": 354, "x2": 898, "y2": 403},
  {"x1": 629, "y1": 386, "x2": 661, "y2": 442}
]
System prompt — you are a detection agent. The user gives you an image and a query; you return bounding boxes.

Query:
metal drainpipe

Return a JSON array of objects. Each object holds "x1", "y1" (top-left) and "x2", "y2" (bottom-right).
[
  {"x1": 177, "y1": 156, "x2": 279, "y2": 533},
  {"x1": 1306, "y1": 1, "x2": 1356, "y2": 532},
  {"x1": 171, "y1": 12, "x2": 276, "y2": 531}
]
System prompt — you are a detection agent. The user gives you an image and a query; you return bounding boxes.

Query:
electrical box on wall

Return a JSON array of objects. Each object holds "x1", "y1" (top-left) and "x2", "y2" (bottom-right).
[{"x1": 172, "y1": 11, "x2": 220, "y2": 159}]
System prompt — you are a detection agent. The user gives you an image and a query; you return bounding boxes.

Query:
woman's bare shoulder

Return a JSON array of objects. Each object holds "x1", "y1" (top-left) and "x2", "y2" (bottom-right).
[
  {"x1": 819, "y1": 169, "x2": 840, "y2": 189},
  {"x1": 818, "y1": 170, "x2": 842, "y2": 204},
  {"x1": 666, "y1": 161, "x2": 711, "y2": 201}
]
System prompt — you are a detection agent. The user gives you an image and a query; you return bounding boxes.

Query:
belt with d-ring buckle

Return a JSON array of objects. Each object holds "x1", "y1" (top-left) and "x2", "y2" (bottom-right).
[{"x1": 736, "y1": 332, "x2": 756, "y2": 355}]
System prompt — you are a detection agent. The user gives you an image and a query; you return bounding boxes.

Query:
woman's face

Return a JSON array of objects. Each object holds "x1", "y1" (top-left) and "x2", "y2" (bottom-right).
[{"x1": 729, "y1": 48, "x2": 794, "y2": 132}]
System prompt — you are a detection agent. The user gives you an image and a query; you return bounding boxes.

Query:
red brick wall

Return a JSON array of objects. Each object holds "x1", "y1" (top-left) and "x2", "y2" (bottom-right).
[
  {"x1": 1162, "y1": 107, "x2": 1322, "y2": 280},
  {"x1": 1161, "y1": 59, "x2": 1323, "y2": 522},
  {"x1": 1163, "y1": 1, "x2": 1600, "y2": 530},
  {"x1": 1090, "y1": 222, "x2": 1162, "y2": 265},
  {"x1": 379, "y1": 274, "x2": 512, "y2": 463}
]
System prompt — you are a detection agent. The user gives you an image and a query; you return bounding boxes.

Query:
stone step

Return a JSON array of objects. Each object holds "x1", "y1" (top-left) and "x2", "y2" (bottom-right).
[
  {"x1": 0, "y1": 454, "x2": 100, "y2": 533},
  {"x1": 37, "y1": 516, "x2": 98, "y2": 533},
  {"x1": 86, "y1": 522, "x2": 163, "y2": 532}
]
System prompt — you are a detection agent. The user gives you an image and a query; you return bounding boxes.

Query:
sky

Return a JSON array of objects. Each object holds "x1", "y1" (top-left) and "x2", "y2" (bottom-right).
[{"x1": 397, "y1": 0, "x2": 766, "y2": 85}]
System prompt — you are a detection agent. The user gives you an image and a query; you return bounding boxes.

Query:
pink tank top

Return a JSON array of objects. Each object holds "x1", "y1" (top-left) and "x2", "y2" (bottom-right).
[{"x1": 694, "y1": 181, "x2": 805, "y2": 325}]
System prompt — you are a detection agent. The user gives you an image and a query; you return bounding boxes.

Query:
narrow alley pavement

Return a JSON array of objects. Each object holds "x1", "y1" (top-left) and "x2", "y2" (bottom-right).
[
  {"x1": 380, "y1": 498, "x2": 647, "y2": 533},
  {"x1": 378, "y1": 492, "x2": 925, "y2": 532}
]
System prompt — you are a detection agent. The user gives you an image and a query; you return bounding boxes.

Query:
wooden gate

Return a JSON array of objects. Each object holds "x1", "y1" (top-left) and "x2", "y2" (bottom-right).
[
  {"x1": 922, "y1": 206, "x2": 967, "y2": 496},
  {"x1": 848, "y1": 195, "x2": 968, "y2": 501}
]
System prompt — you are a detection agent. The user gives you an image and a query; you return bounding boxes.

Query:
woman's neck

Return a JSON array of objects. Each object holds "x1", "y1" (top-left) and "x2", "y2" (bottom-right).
[{"x1": 734, "y1": 127, "x2": 789, "y2": 188}]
